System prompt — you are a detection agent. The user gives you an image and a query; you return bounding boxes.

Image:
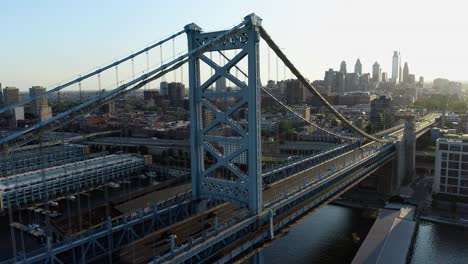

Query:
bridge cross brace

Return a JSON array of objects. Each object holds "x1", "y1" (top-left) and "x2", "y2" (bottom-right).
[{"x1": 186, "y1": 14, "x2": 263, "y2": 214}]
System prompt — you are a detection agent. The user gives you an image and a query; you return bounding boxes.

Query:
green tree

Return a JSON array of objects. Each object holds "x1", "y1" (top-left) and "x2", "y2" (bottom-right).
[{"x1": 278, "y1": 120, "x2": 295, "y2": 138}]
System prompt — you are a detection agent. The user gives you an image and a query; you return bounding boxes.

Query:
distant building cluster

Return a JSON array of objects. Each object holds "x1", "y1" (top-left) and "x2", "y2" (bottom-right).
[
  {"x1": 143, "y1": 81, "x2": 186, "y2": 108},
  {"x1": 0, "y1": 84, "x2": 52, "y2": 128},
  {"x1": 315, "y1": 51, "x2": 424, "y2": 97}
]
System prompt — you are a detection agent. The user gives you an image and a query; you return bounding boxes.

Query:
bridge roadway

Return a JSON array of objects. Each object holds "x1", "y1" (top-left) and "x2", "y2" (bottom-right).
[
  {"x1": 117, "y1": 142, "x2": 389, "y2": 263},
  {"x1": 114, "y1": 115, "x2": 438, "y2": 263}
]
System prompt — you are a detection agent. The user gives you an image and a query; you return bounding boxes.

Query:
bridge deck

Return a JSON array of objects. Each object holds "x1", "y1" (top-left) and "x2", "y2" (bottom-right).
[{"x1": 115, "y1": 139, "x2": 389, "y2": 263}]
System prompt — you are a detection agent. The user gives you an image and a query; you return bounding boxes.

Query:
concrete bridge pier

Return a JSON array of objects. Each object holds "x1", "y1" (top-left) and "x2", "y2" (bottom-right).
[
  {"x1": 397, "y1": 116, "x2": 416, "y2": 188},
  {"x1": 377, "y1": 116, "x2": 416, "y2": 195}
]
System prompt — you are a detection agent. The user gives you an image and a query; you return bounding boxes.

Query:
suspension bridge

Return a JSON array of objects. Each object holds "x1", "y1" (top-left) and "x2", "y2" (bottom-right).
[{"x1": 0, "y1": 14, "x2": 438, "y2": 264}]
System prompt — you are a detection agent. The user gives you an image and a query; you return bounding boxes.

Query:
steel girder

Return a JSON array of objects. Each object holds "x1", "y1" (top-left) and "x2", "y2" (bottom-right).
[{"x1": 186, "y1": 14, "x2": 263, "y2": 213}]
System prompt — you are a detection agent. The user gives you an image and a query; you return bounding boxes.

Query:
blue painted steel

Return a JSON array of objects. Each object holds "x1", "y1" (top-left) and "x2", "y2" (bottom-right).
[
  {"x1": 150, "y1": 145, "x2": 395, "y2": 264},
  {"x1": 186, "y1": 14, "x2": 263, "y2": 214},
  {"x1": 11, "y1": 192, "x2": 199, "y2": 263},
  {"x1": 0, "y1": 30, "x2": 186, "y2": 115}
]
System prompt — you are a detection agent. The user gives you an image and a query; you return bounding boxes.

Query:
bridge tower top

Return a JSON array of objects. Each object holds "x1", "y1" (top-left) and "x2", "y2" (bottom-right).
[{"x1": 186, "y1": 15, "x2": 263, "y2": 214}]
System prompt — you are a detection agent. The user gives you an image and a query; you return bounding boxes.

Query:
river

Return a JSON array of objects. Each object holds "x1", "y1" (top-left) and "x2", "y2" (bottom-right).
[
  {"x1": 409, "y1": 221, "x2": 468, "y2": 264},
  {"x1": 261, "y1": 204, "x2": 374, "y2": 263},
  {"x1": 247, "y1": 205, "x2": 468, "y2": 264}
]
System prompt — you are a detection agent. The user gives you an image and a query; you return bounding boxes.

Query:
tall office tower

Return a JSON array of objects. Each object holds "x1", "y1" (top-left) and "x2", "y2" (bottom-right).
[
  {"x1": 345, "y1": 73, "x2": 359, "y2": 92},
  {"x1": 418, "y1": 76, "x2": 424, "y2": 88},
  {"x1": 408, "y1": 74, "x2": 416, "y2": 84},
  {"x1": 372, "y1": 62, "x2": 381, "y2": 82},
  {"x1": 381, "y1": 72, "x2": 388, "y2": 82},
  {"x1": 399, "y1": 65, "x2": 402, "y2": 83},
  {"x1": 160, "y1": 81, "x2": 169, "y2": 96},
  {"x1": 370, "y1": 95, "x2": 395, "y2": 132},
  {"x1": 354, "y1": 58, "x2": 362, "y2": 75},
  {"x1": 285, "y1": 79, "x2": 306, "y2": 104},
  {"x1": 402, "y1": 62, "x2": 410, "y2": 83},
  {"x1": 168, "y1": 82, "x2": 186, "y2": 107},
  {"x1": 3, "y1": 86, "x2": 23, "y2": 126},
  {"x1": 215, "y1": 76, "x2": 227, "y2": 92},
  {"x1": 29, "y1": 86, "x2": 49, "y2": 117},
  {"x1": 324, "y1": 68, "x2": 336, "y2": 93},
  {"x1": 3, "y1": 86, "x2": 19, "y2": 105},
  {"x1": 340, "y1": 61, "x2": 347, "y2": 75},
  {"x1": 392, "y1": 51, "x2": 400, "y2": 83},
  {"x1": 335, "y1": 72, "x2": 345, "y2": 95}
]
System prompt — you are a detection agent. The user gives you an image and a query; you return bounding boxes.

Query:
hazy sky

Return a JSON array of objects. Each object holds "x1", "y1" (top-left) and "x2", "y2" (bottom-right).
[{"x1": 2, "y1": 0, "x2": 468, "y2": 90}]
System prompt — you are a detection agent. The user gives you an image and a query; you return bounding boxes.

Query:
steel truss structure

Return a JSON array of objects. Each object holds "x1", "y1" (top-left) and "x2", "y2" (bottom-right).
[
  {"x1": 0, "y1": 154, "x2": 144, "y2": 209},
  {"x1": 0, "y1": 144, "x2": 100, "y2": 177},
  {"x1": 187, "y1": 14, "x2": 263, "y2": 213},
  {"x1": 12, "y1": 192, "x2": 222, "y2": 264}
]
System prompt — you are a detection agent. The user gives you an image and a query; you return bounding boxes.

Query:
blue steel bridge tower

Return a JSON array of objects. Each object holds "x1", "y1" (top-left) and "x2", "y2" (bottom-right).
[{"x1": 186, "y1": 14, "x2": 263, "y2": 214}]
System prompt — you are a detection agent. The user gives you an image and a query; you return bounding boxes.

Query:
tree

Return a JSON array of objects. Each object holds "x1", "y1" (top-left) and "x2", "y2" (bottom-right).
[
  {"x1": 261, "y1": 128, "x2": 270, "y2": 138},
  {"x1": 278, "y1": 120, "x2": 295, "y2": 139}
]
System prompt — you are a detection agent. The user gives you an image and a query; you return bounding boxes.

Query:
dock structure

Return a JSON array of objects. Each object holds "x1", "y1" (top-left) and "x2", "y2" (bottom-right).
[
  {"x1": 351, "y1": 203, "x2": 417, "y2": 264},
  {"x1": 0, "y1": 144, "x2": 100, "y2": 177},
  {"x1": 0, "y1": 154, "x2": 146, "y2": 209}
]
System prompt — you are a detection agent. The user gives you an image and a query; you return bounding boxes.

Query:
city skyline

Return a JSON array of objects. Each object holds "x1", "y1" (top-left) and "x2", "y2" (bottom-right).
[{"x1": 2, "y1": 0, "x2": 468, "y2": 90}]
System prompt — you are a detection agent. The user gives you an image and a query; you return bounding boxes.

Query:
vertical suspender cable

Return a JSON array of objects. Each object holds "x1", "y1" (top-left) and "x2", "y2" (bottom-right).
[
  {"x1": 132, "y1": 58, "x2": 137, "y2": 101},
  {"x1": 173, "y1": 38, "x2": 177, "y2": 82},
  {"x1": 276, "y1": 55, "x2": 279, "y2": 82},
  {"x1": 160, "y1": 46, "x2": 165, "y2": 82},
  {"x1": 268, "y1": 47, "x2": 271, "y2": 81},
  {"x1": 78, "y1": 76, "x2": 82, "y2": 103},
  {"x1": 180, "y1": 53, "x2": 184, "y2": 85},
  {"x1": 146, "y1": 51, "x2": 150, "y2": 91},
  {"x1": 115, "y1": 65, "x2": 119, "y2": 87}
]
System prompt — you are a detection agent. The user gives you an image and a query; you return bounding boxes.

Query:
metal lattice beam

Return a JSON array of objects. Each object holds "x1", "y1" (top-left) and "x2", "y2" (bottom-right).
[{"x1": 187, "y1": 14, "x2": 263, "y2": 214}]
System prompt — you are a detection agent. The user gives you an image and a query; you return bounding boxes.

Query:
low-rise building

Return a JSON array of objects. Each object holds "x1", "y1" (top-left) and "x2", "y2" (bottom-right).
[{"x1": 433, "y1": 136, "x2": 468, "y2": 201}]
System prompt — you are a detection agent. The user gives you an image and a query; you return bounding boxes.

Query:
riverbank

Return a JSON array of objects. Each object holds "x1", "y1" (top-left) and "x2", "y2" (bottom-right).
[
  {"x1": 419, "y1": 215, "x2": 468, "y2": 228},
  {"x1": 331, "y1": 199, "x2": 382, "y2": 210}
]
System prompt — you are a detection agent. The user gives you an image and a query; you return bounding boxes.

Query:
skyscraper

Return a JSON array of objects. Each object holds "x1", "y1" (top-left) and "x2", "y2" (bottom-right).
[
  {"x1": 3, "y1": 86, "x2": 19, "y2": 105},
  {"x1": 324, "y1": 68, "x2": 336, "y2": 93},
  {"x1": 392, "y1": 51, "x2": 400, "y2": 83},
  {"x1": 402, "y1": 62, "x2": 410, "y2": 83},
  {"x1": 381, "y1": 72, "x2": 388, "y2": 82},
  {"x1": 215, "y1": 76, "x2": 227, "y2": 92},
  {"x1": 285, "y1": 79, "x2": 306, "y2": 104},
  {"x1": 372, "y1": 62, "x2": 381, "y2": 82},
  {"x1": 345, "y1": 73, "x2": 359, "y2": 92},
  {"x1": 335, "y1": 72, "x2": 345, "y2": 95},
  {"x1": 340, "y1": 61, "x2": 347, "y2": 75},
  {"x1": 354, "y1": 59, "x2": 362, "y2": 75},
  {"x1": 29, "y1": 86, "x2": 47, "y2": 113},
  {"x1": 370, "y1": 96, "x2": 395, "y2": 132},
  {"x1": 3, "y1": 87, "x2": 23, "y2": 126},
  {"x1": 29, "y1": 86, "x2": 52, "y2": 121},
  {"x1": 160, "y1": 81, "x2": 169, "y2": 96},
  {"x1": 418, "y1": 76, "x2": 424, "y2": 88},
  {"x1": 168, "y1": 82, "x2": 186, "y2": 107}
]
